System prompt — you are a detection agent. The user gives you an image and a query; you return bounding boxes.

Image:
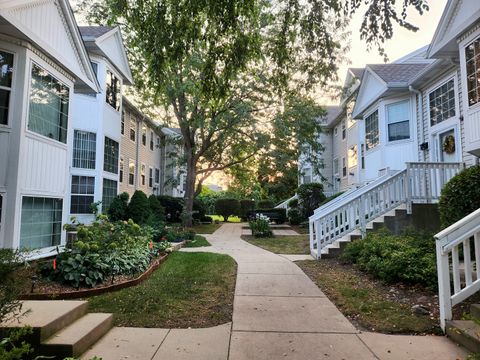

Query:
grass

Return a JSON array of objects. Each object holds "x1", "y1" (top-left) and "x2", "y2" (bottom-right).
[
  {"x1": 184, "y1": 235, "x2": 211, "y2": 247},
  {"x1": 188, "y1": 223, "x2": 222, "y2": 234},
  {"x1": 208, "y1": 215, "x2": 242, "y2": 223},
  {"x1": 290, "y1": 224, "x2": 309, "y2": 234},
  {"x1": 87, "y1": 252, "x2": 236, "y2": 328},
  {"x1": 297, "y1": 259, "x2": 440, "y2": 334},
  {"x1": 242, "y1": 235, "x2": 310, "y2": 254}
]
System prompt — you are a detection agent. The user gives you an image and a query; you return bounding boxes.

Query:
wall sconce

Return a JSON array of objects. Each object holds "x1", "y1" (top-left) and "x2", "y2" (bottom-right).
[{"x1": 420, "y1": 142, "x2": 429, "y2": 151}]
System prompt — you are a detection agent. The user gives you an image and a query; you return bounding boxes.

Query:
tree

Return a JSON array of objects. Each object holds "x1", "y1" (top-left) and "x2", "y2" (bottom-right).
[
  {"x1": 297, "y1": 183, "x2": 326, "y2": 218},
  {"x1": 79, "y1": 0, "x2": 429, "y2": 226},
  {"x1": 127, "y1": 191, "x2": 151, "y2": 225},
  {"x1": 215, "y1": 199, "x2": 240, "y2": 222},
  {"x1": 148, "y1": 194, "x2": 165, "y2": 223},
  {"x1": 107, "y1": 192, "x2": 130, "y2": 221}
]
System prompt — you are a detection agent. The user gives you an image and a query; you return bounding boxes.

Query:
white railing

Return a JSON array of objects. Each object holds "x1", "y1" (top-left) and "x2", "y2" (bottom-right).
[
  {"x1": 309, "y1": 162, "x2": 464, "y2": 258},
  {"x1": 436, "y1": 208, "x2": 480, "y2": 331},
  {"x1": 275, "y1": 195, "x2": 298, "y2": 210}
]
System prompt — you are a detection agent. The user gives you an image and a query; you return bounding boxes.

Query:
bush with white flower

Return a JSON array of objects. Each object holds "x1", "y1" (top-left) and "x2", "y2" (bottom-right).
[{"x1": 249, "y1": 213, "x2": 273, "y2": 238}]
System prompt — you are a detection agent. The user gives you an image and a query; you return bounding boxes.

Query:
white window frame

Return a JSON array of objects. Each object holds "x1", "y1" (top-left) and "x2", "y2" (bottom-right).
[
  {"x1": 341, "y1": 120, "x2": 346, "y2": 140},
  {"x1": 426, "y1": 74, "x2": 459, "y2": 130},
  {"x1": 342, "y1": 157, "x2": 347, "y2": 178},
  {"x1": 333, "y1": 157, "x2": 339, "y2": 176},
  {"x1": 385, "y1": 99, "x2": 411, "y2": 143},
  {"x1": 0, "y1": 48, "x2": 15, "y2": 129},
  {"x1": 141, "y1": 163, "x2": 146, "y2": 186},
  {"x1": 128, "y1": 159, "x2": 135, "y2": 186},
  {"x1": 364, "y1": 108, "x2": 379, "y2": 152}
]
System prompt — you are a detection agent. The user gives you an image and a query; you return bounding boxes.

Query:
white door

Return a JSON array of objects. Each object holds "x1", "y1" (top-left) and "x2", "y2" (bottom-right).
[{"x1": 434, "y1": 128, "x2": 460, "y2": 163}]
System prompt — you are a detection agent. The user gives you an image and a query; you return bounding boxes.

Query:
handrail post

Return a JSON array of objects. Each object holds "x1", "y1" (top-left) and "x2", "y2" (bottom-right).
[
  {"x1": 309, "y1": 219, "x2": 314, "y2": 257},
  {"x1": 405, "y1": 164, "x2": 412, "y2": 214},
  {"x1": 436, "y1": 239, "x2": 452, "y2": 332},
  {"x1": 359, "y1": 194, "x2": 366, "y2": 238}
]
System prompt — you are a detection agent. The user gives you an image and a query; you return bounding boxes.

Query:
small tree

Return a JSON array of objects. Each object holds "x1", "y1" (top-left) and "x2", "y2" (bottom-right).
[
  {"x1": 148, "y1": 194, "x2": 165, "y2": 223},
  {"x1": 297, "y1": 183, "x2": 325, "y2": 219},
  {"x1": 157, "y1": 195, "x2": 184, "y2": 223},
  {"x1": 127, "y1": 191, "x2": 151, "y2": 225},
  {"x1": 107, "y1": 192, "x2": 129, "y2": 221},
  {"x1": 215, "y1": 198, "x2": 240, "y2": 222}
]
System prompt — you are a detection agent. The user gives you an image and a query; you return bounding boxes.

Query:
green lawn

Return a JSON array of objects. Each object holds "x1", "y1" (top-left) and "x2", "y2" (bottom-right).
[
  {"x1": 297, "y1": 259, "x2": 440, "y2": 334},
  {"x1": 184, "y1": 235, "x2": 211, "y2": 247},
  {"x1": 188, "y1": 223, "x2": 222, "y2": 234},
  {"x1": 87, "y1": 252, "x2": 236, "y2": 328},
  {"x1": 242, "y1": 235, "x2": 310, "y2": 254},
  {"x1": 208, "y1": 215, "x2": 242, "y2": 223}
]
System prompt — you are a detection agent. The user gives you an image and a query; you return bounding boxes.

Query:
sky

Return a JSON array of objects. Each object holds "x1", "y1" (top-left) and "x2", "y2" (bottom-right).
[{"x1": 336, "y1": 0, "x2": 448, "y2": 89}]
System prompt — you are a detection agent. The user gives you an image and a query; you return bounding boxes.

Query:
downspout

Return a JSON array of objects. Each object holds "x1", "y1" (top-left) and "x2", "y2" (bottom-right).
[{"x1": 409, "y1": 86, "x2": 425, "y2": 162}]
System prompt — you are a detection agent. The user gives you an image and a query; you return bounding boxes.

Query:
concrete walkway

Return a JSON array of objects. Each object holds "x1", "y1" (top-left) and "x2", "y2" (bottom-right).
[{"x1": 83, "y1": 223, "x2": 468, "y2": 360}]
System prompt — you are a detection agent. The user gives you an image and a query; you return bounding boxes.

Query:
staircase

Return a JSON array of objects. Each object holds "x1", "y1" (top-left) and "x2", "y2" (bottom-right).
[
  {"x1": 0, "y1": 300, "x2": 113, "y2": 359},
  {"x1": 446, "y1": 303, "x2": 480, "y2": 352},
  {"x1": 309, "y1": 162, "x2": 463, "y2": 259}
]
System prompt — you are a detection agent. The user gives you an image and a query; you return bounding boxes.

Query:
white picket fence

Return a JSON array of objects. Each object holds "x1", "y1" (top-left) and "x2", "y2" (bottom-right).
[
  {"x1": 309, "y1": 162, "x2": 464, "y2": 258},
  {"x1": 436, "y1": 208, "x2": 480, "y2": 331}
]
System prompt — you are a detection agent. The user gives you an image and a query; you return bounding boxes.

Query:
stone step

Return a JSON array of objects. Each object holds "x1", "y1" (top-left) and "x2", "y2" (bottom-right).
[
  {"x1": 41, "y1": 313, "x2": 113, "y2": 359},
  {"x1": 0, "y1": 300, "x2": 88, "y2": 343},
  {"x1": 446, "y1": 320, "x2": 480, "y2": 353}
]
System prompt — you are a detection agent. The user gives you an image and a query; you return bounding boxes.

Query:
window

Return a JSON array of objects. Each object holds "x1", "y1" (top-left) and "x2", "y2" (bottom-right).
[
  {"x1": 342, "y1": 157, "x2": 347, "y2": 177},
  {"x1": 149, "y1": 167, "x2": 153, "y2": 187},
  {"x1": 333, "y1": 158, "x2": 339, "y2": 175},
  {"x1": 103, "y1": 137, "x2": 119, "y2": 174},
  {"x1": 73, "y1": 130, "x2": 96, "y2": 169},
  {"x1": 429, "y1": 79, "x2": 456, "y2": 126},
  {"x1": 141, "y1": 164, "x2": 146, "y2": 185},
  {"x1": 85, "y1": 62, "x2": 98, "y2": 97},
  {"x1": 465, "y1": 37, "x2": 480, "y2": 106},
  {"x1": 348, "y1": 145, "x2": 357, "y2": 168},
  {"x1": 365, "y1": 110, "x2": 379, "y2": 150},
  {"x1": 342, "y1": 121, "x2": 346, "y2": 140},
  {"x1": 121, "y1": 110, "x2": 125, "y2": 135},
  {"x1": 302, "y1": 168, "x2": 311, "y2": 184},
  {"x1": 0, "y1": 50, "x2": 14, "y2": 125},
  {"x1": 129, "y1": 160, "x2": 135, "y2": 185},
  {"x1": 70, "y1": 176, "x2": 95, "y2": 214},
  {"x1": 119, "y1": 157, "x2": 124, "y2": 183},
  {"x1": 106, "y1": 70, "x2": 120, "y2": 111},
  {"x1": 360, "y1": 144, "x2": 365, "y2": 169},
  {"x1": 130, "y1": 123, "x2": 136, "y2": 142},
  {"x1": 20, "y1": 197, "x2": 62, "y2": 249},
  {"x1": 387, "y1": 101, "x2": 410, "y2": 141},
  {"x1": 102, "y1": 179, "x2": 117, "y2": 211},
  {"x1": 154, "y1": 168, "x2": 160, "y2": 184},
  {"x1": 334, "y1": 126, "x2": 338, "y2": 136},
  {"x1": 150, "y1": 131, "x2": 154, "y2": 150},
  {"x1": 28, "y1": 64, "x2": 69, "y2": 143},
  {"x1": 156, "y1": 136, "x2": 160, "y2": 147},
  {"x1": 142, "y1": 127, "x2": 147, "y2": 146}
]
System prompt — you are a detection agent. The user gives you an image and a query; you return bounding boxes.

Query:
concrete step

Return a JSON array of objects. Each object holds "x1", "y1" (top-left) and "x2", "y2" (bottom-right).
[
  {"x1": 446, "y1": 320, "x2": 480, "y2": 353},
  {"x1": 41, "y1": 313, "x2": 113, "y2": 359},
  {"x1": 471, "y1": 304, "x2": 480, "y2": 320},
  {"x1": 0, "y1": 300, "x2": 88, "y2": 343}
]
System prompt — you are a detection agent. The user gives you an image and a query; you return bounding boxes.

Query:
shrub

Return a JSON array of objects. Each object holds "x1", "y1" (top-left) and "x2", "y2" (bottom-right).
[
  {"x1": 288, "y1": 208, "x2": 303, "y2": 225},
  {"x1": 288, "y1": 198, "x2": 299, "y2": 208},
  {"x1": 318, "y1": 191, "x2": 344, "y2": 208},
  {"x1": 341, "y1": 229, "x2": 437, "y2": 288},
  {"x1": 193, "y1": 199, "x2": 207, "y2": 220},
  {"x1": 249, "y1": 214, "x2": 273, "y2": 237},
  {"x1": 157, "y1": 195, "x2": 184, "y2": 223},
  {"x1": 257, "y1": 200, "x2": 275, "y2": 209},
  {"x1": 107, "y1": 192, "x2": 130, "y2": 221},
  {"x1": 240, "y1": 200, "x2": 256, "y2": 220},
  {"x1": 0, "y1": 249, "x2": 27, "y2": 323},
  {"x1": 148, "y1": 195, "x2": 165, "y2": 223},
  {"x1": 297, "y1": 183, "x2": 326, "y2": 218},
  {"x1": 215, "y1": 198, "x2": 240, "y2": 222},
  {"x1": 126, "y1": 191, "x2": 151, "y2": 225},
  {"x1": 252, "y1": 208, "x2": 287, "y2": 224},
  {"x1": 438, "y1": 165, "x2": 480, "y2": 228}
]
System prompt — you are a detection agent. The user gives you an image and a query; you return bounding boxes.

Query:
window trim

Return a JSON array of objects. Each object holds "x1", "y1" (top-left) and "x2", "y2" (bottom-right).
[
  {"x1": 342, "y1": 157, "x2": 347, "y2": 178},
  {"x1": 130, "y1": 122, "x2": 136, "y2": 142},
  {"x1": 385, "y1": 99, "x2": 411, "y2": 143},
  {"x1": 333, "y1": 157, "x2": 339, "y2": 176},
  {"x1": 119, "y1": 156, "x2": 124, "y2": 183},
  {"x1": 426, "y1": 74, "x2": 459, "y2": 130},
  {"x1": 341, "y1": 120, "x2": 346, "y2": 140},
  {"x1": 103, "y1": 136, "x2": 119, "y2": 174},
  {"x1": 72, "y1": 130, "x2": 96, "y2": 169},
  {"x1": 70, "y1": 175, "x2": 95, "y2": 215},
  {"x1": 460, "y1": 31, "x2": 480, "y2": 111},
  {"x1": 105, "y1": 69, "x2": 121, "y2": 112},
  {"x1": 0, "y1": 48, "x2": 15, "y2": 128},
  {"x1": 149, "y1": 166, "x2": 153, "y2": 188},
  {"x1": 364, "y1": 108, "x2": 379, "y2": 152},
  {"x1": 128, "y1": 159, "x2": 135, "y2": 186},
  {"x1": 141, "y1": 163, "x2": 146, "y2": 186}
]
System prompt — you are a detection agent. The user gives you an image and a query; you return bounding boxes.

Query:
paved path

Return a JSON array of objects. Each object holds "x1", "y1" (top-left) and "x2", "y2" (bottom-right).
[{"x1": 83, "y1": 223, "x2": 468, "y2": 360}]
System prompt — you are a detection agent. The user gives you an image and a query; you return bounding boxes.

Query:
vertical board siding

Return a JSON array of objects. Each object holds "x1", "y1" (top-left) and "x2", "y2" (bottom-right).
[{"x1": 0, "y1": 132, "x2": 10, "y2": 187}]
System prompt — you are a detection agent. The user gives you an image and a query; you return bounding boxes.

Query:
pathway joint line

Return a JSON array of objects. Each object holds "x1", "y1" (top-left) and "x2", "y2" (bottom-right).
[
  {"x1": 355, "y1": 333, "x2": 381, "y2": 360},
  {"x1": 150, "y1": 328, "x2": 171, "y2": 360}
]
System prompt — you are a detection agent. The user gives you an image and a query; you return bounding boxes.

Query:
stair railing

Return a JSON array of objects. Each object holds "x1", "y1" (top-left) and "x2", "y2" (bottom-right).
[{"x1": 436, "y1": 208, "x2": 480, "y2": 331}]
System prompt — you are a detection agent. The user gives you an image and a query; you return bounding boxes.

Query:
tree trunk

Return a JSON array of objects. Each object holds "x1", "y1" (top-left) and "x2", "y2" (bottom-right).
[{"x1": 183, "y1": 144, "x2": 197, "y2": 228}]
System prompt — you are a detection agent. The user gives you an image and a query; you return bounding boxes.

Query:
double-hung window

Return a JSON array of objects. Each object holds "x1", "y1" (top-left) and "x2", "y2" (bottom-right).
[
  {"x1": 130, "y1": 123, "x2": 136, "y2": 142},
  {"x1": 73, "y1": 130, "x2": 96, "y2": 169},
  {"x1": 121, "y1": 110, "x2": 125, "y2": 135},
  {"x1": 465, "y1": 37, "x2": 480, "y2": 107},
  {"x1": 141, "y1": 164, "x2": 146, "y2": 186},
  {"x1": 342, "y1": 121, "x2": 346, "y2": 140},
  {"x1": 154, "y1": 168, "x2": 160, "y2": 184},
  {"x1": 129, "y1": 160, "x2": 135, "y2": 185},
  {"x1": 70, "y1": 176, "x2": 95, "y2": 214},
  {"x1": 149, "y1": 167, "x2": 153, "y2": 188},
  {"x1": 429, "y1": 80, "x2": 456, "y2": 126},
  {"x1": 386, "y1": 101, "x2": 410, "y2": 141},
  {"x1": 28, "y1": 64, "x2": 69, "y2": 143},
  {"x1": 365, "y1": 110, "x2": 379, "y2": 150},
  {"x1": 106, "y1": 70, "x2": 120, "y2": 111},
  {"x1": 102, "y1": 179, "x2": 117, "y2": 211},
  {"x1": 0, "y1": 50, "x2": 14, "y2": 125},
  {"x1": 142, "y1": 127, "x2": 147, "y2": 146},
  {"x1": 150, "y1": 131, "x2": 154, "y2": 150},
  {"x1": 104, "y1": 137, "x2": 119, "y2": 174},
  {"x1": 342, "y1": 157, "x2": 347, "y2": 177},
  {"x1": 333, "y1": 158, "x2": 339, "y2": 176},
  {"x1": 119, "y1": 157, "x2": 124, "y2": 183},
  {"x1": 348, "y1": 145, "x2": 357, "y2": 168}
]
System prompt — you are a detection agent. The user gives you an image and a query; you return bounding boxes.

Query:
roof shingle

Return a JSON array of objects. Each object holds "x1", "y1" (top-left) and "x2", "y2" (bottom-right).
[
  {"x1": 368, "y1": 63, "x2": 429, "y2": 84},
  {"x1": 78, "y1": 26, "x2": 114, "y2": 39}
]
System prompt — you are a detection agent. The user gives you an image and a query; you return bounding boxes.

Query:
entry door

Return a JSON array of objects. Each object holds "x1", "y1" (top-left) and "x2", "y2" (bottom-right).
[{"x1": 436, "y1": 129, "x2": 459, "y2": 163}]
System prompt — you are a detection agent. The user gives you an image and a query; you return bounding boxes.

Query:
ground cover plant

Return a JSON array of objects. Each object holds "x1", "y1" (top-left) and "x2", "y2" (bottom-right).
[
  {"x1": 184, "y1": 235, "x2": 211, "y2": 248},
  {"x1": 87, "y1": 252, "x2": 236, "y2": 328},
  {"x1": 297, "y1": 258, "x2": 440, "y2": 334},
  {"x1": 242, "y1": 235, "x2": 309, "y2": 254},
  {"x1": 208, "y1": 215, "x2": 241, "y2": 223},
  {"x1": 341, "y1": 228, "x2": 437, "y2": 289},
  {"x1": 248, "y1": 214, "x2": 273, "y2": 237}
]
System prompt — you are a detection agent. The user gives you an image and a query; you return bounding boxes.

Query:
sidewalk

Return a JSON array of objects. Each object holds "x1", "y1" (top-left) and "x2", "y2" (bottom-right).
[{"x1": 83, "y1": 223, "x2": 468, "y2": 360}]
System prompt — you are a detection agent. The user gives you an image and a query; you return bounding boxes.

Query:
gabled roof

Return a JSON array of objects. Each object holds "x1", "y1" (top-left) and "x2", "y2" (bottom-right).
[
  {"x1": 122, "y1": 96, "x2": 160, "y2": 131},
  {"x1": 320, "y1": 106, "x2": 344, "y2": 128},
  {"x1": 349, "y1": 68, "x2": 364, "y2": 79},
  {"x1": 163, "y1": 128, "x2": 182, "y2": 136},
  {"x1": 0, "y1": 0, "x2": 100, "y2": 93},
  {"x1": 393, "y1": 45, "x2": 431, "y2": 64},
  {"x1": 428, "y1": 0, "x2": 480, "y2": 59},
  {"x1": 368, "y1": 64, "x2": 430, "y2": 86},
  {"x1": 80, "y1": 26, "x2": 133, "y2": 85}
]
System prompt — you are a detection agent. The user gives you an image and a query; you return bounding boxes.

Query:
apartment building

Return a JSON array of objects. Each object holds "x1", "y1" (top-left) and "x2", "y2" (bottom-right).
[{"x1": 0, "y1": 0, "x2": 99, "y2": 255}]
